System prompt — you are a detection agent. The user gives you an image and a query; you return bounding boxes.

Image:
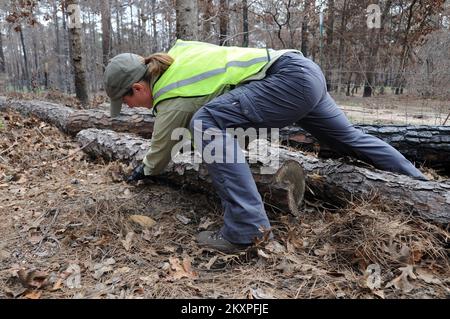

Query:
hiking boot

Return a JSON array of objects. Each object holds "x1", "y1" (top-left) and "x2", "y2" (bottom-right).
[{"x1": 196, "y1": 231, "x2": 251, "y2": 254}]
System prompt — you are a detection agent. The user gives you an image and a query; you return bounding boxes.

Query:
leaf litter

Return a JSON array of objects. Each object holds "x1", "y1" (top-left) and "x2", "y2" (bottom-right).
[{"x1": 0, "y1": 108, "x2": 448, "y2": 299}]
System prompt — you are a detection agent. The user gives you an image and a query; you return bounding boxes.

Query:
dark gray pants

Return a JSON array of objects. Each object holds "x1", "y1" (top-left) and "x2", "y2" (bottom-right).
[{"x1": 190, "y1": 53, "x2": 425, "y2": 244}]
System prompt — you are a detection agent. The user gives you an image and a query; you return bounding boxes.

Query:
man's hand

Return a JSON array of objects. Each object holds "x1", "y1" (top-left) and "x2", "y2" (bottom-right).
[{"x1": 126, "y1": 163, "x2": 147, "y2": 183}]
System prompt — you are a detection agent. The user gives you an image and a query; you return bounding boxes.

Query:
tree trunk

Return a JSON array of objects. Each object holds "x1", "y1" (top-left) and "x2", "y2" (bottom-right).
[
  {"x1": 301, "y1": 0, "x2": 312, "y2": 57},
  {"x1": 282, "y1": 125, "x2": 450, "y2": 174},
  {"x1": 61, "y1": 2, "x2": 72, "y2": 94},
  {"x1": 77, "y1": 128, "x2": 306, "y2": 216},
  {"x1": 100, "y1": 0, "x2": 112, "y2": 71},
  {"x1": 18, "y1": 27, "x2": 30, "y2": 90},
  {"x1": 325, "y1": 0, "x2": 334, "y2": 91},
  {"x1": 115, "y1": 0, "x2": 122, "y2": 48},
  {"x1": 76, "y1": 128, "x2": 450, "y2": 226},
  {"x1": 0, "y1": 28, "x2": 6, "y2": 73},
  {"x1": 219, "y1": 0, "x2": 229, "y2": 45},
  {"x1": 53, "y1": 1, "x2": 64, "y2": 90},
  {"x1": 175, "y1": 0, "x2": 198, "y2": 41},
  {"x1": 66, "y1": 0, "x2": 89, "y2": 106},
  {"x1": 363, "y1": 0, "x2": 393, "y2": 98},
  {"x1": 199, "y1": 0, "x2": 213, "y2": 41},
  {"x1": 151, "y1": 0, "x2": 158, "y2": 51},
  {"x1": 336, "y1": 0, "x2": 348, "y2": 95},
  {"x1": 242, "y1": 0, "x2": 249, "y2": 47},
  {"x1": 0, "y1": 98, "x2": 154, "y2": 137}
]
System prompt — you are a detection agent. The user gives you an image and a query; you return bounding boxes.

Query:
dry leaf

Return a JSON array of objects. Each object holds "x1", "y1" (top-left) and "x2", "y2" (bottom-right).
[
  {"x1": 257, "y1": 249, "x2": 270, "y2": 259},
  {"x1": 198, "y1": 217, "x2": 214, "y2": 230},
  {"x1": 92, "y1": 258, "x2": 115, "y2": 280},
  {"x1": 265, "y1": 241, "x2": 286, "y2": 254},
  {"x1": 204, "y1": 256, "x2": 218, "y2": 270},
  {"x1": 373, "y1": 290, "x2": 385, "y2": 299},
  {"x1": 140, "y1": 273, "x2": 159, "y2": 284},
  {"x1": 114, "y1": 267, "x2": 131, "y2": 275},
  {"x1": 416, "y1": 268, "x2": 441, "y2": 285},
  {"x1": 129, "y1": 215, "x2": 156, "y2": 228},
  {"x1": 16, "y1": 175, "x2": 27, "y2": 184},
  {"x1": 28, "y1": 231, "x2": 43, "y2": 245},
  {"x1": 166, "y1": 257, "x2": 198, "y2": 281},
  {"x1": 248, "y1": 288, "x2": 274, "y2": 299},
  {"x1": 64, "y1": 264, "x2": 81, "y2": 289},
  {"x1": 17, "y1": 269, "x2": 49, "y2": 289},
  {"x1": 163, "y1": 246, "x2": 176, "y2": 253},
  {"x1": 176, "y1": 214, "x2": 191, "y2": 225},
  {"x1": 0, "y1": 249, "x2": 10, "y2": 261},
  {"x1": 386, "y1": 265, "x2": 416, "y2": 293},
  {"x1": 314, "y1": 243, "x2": 335, "y2": 258},
  {"x1": 399, "y1": 244, "x2": 411, "y2": 262},
  {"x1": 51, "y1": 278, "x2": 64, "y2": 291},
  {"x1": 182, "y1": 258, "x2": 195, "y2": 274},
  {"x1": 121, "y1": 232, "x2": 134, "y2": 251},
  {"x1": 24, "y1": 290, "x2": 42, "y2": 299}
]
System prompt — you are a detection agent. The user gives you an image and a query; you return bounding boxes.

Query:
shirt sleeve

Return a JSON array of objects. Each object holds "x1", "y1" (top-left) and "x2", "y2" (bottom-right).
[{"x1": 142, "y1": 109, "x2": 194, "y2": 176}]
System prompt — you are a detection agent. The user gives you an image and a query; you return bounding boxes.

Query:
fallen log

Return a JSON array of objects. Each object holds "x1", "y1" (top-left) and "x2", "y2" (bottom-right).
[
  {"x1": 281, "y1": 125, "x2": 450, "y2": 174},
  {"x1": 3, "y1": 97, "x2": 450, "y2": 172},
  {"x1": 77, "y1": 128, "x2": 450, "y2": 226},
  {"x1": 76, "y1": 128, "x2": 305, "y2": 216},
  {"x1": 2, "y1": 96, "x2": 449, "y2": 224},
  {"x1": 0, "y1": 97, "x2": 155, "y2": 138}
]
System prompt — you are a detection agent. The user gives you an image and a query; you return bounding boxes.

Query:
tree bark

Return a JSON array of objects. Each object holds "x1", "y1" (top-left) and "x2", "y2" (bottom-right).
[
  {"x1": 151, "y1": 0, "x2": 158, "y2": 51},
  {"x1": 75, "y1": 128, "x2": 450, "y2": 226},
  {"x1": 282, "y1": 125, "x2": 450, "y2": 174},
  {"x1": 77, "y1": 128, "x2": 306, "y2": 216},
  {"x1": 0, "y1": 97, "x2": 155, "y2": 138},
  {"x1": 0, "y1": 28, "x2": 6, "y2": 73},
  {"x1": 53, "y1": 1, "x2": 63, "y2": 90},
  {"x1": 301, "y1": 0, "x2": 312, "y2": 57},
  {"x1": 66, "y1": 0, "x2": 89, "y2": 106},
  {"x1": 100, "y1": 0, "x2": 112, "y2": 71},
  {"x1": 18, "y1": 27, "x2": 30, "y2": 90},
  {"x1": 175, "y1": 0, "x2": 198, "y2": 41},
  {"x1": 219, "y1": 0, "x2": 229, "y2": 45},
  {"x1": 242, "y1": 0, "x2": 249, "y2": 47},
  {"x1": 325, "y1": 0, "x2": 335, "y2": 92},
  {"x1": 115, "y1": 0, "x2": 122, "y2": 48}
]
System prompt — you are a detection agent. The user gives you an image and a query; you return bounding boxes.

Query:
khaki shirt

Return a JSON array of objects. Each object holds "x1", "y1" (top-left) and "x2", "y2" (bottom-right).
[{"x1": 143, "y1": 49, "x2": 301, "y2": 176}]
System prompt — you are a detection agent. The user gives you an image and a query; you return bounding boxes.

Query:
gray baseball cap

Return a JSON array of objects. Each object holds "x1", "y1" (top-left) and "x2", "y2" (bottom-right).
[{"x1": 104, "y1": 53, "x2": 148, "y2": 117}]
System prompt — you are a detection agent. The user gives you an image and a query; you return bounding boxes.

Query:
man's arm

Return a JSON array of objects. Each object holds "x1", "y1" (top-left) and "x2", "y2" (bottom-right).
[{"x1": 142, "y1": 109, "x2": 194, "y2": 176}]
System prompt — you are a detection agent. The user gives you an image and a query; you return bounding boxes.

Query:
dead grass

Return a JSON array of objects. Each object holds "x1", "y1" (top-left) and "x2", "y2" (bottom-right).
[{"x1": 0, "y1": 110, "x2": 449, "y2": 299}]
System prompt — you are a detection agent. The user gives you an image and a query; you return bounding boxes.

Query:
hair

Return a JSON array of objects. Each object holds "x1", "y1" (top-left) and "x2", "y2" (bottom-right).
[{"x1": 123, "y1": 53, "x2": 174, "y2": 97}]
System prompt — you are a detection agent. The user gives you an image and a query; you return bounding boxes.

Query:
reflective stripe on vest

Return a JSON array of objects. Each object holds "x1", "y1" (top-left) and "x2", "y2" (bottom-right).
[{"x1": 152, "y1": 40, "x2": 270, "y2": 107}]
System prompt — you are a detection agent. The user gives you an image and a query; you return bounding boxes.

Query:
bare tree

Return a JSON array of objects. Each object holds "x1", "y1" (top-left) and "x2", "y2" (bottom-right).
[
  {"x1": 100, "y1": 0, "x2": 112, "y2": 70},
  {"x1": 0, "y1": 28, "x2": 5, "y2": 74},
  {"x1": 242, "y1": 0, "x2": 250, "y2": 46},
  {"x1": 219, "y1": 0, "x2": 229, "y2": 45},
  {"x1": 66, "y1": 0, "x2": 89, "y2": 106},
  {"x1": 301, "y1": 0, "x2": 313, "y2": 57},
  {"x1": 175, "y1": 0, "x2": 198, "y2": 40}
]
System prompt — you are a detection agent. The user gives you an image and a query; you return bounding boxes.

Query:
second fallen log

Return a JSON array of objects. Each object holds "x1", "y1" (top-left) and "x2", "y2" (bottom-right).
[
  {"x1": 76, "y1": 128, "x2": 306, "y2": 216},
  {"x1": 76, "y1": 128, "x2": 450, "y2": 226}
]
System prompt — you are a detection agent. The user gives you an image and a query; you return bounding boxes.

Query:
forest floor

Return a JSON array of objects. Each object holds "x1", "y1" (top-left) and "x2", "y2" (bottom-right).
[
  {"x1": 0, "y1": 91, "x2": 449, "y2": 299},
  {"x1": 335, "y1": 95, "x2": 449, "y2": 126}
]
